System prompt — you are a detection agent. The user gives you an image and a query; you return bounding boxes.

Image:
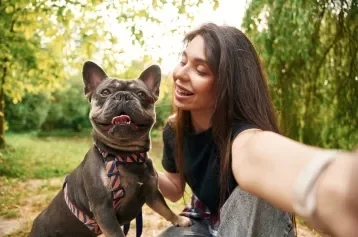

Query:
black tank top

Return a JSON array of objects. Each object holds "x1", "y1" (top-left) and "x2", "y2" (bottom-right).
[{"x1": 161, "y1": 121, "x2": 255, "y2": 214}]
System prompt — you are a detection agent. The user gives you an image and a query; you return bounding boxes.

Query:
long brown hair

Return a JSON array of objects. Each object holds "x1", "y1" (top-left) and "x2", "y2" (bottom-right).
[{"x1": 170, "y1": 23, "x2": 295, "y2": 231}]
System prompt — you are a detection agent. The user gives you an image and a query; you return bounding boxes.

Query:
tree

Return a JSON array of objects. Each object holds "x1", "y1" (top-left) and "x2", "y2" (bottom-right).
[
  {"x1": 242, "y1": 0, "x2": 358, "y2": 149},
  {"x1": 0, "y1": 0, "x2": 218, "y2": 147},
  {"x1": 0, "y1": 0, "x2": 108, "y2": 147}
]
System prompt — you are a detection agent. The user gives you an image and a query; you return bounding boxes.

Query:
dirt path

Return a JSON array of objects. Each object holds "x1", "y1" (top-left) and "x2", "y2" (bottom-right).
[
  {"x1": 0, "y1": 178, "x2": 320, "y2": 237},
  {"x1": 0, "y1": 218, "x2": 26, "y2": 237}
]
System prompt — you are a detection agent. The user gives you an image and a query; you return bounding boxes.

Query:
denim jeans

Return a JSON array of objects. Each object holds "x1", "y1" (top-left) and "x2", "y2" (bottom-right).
[{"x1": 157, "y1": 186, "x2": 294, "y2": 237}]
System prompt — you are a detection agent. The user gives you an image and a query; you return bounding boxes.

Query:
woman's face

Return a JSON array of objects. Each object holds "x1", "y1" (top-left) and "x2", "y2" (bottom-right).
[{"x1": 172, "y1": 35, "x2": 215, "y2": 113}]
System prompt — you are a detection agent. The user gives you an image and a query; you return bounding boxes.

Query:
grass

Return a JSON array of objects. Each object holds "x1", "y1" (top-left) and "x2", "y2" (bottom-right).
[{"x1": 0, "y1": 130, "x2": 92, "y2": 179}]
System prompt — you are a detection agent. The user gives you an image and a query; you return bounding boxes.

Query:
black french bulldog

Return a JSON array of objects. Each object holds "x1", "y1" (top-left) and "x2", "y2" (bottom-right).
[{"x1": 28, "y1": 62, "x2": 191, "y2": 237}]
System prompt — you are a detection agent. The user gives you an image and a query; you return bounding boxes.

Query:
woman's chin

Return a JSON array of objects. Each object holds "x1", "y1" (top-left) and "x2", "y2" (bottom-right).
[{"x1": 174, "y1": 99, "x2": 189, "y2": 110}]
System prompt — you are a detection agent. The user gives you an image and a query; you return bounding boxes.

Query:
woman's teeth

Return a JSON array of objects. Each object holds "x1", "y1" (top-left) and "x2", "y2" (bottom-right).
[{"x1": 177, "y1": 87, "x2": 193, "y2": 96}]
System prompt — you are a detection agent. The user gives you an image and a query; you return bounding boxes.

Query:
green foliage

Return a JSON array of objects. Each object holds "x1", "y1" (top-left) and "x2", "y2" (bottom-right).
[
  {"x1": 0, "y1": 0, "x2": 107, "y2": 146},
  {"x1": 1, "y1": 0, "x2": 89, "y2": 102},
  {"x1": 41, "y1": 77, "x2": 91, "y2": 131},
  {"x1": 243, "y1": 0, "x2": 358, "y2": 149},
  {"x1": 5, "y1": 94, "x2": 51, "y2": 132},
  {"x1": 154, "y1": 92, "x2": 173, "y2": 129},
  {"x1": 5, "y1": 77, "x2": 91, "y2": 132}
]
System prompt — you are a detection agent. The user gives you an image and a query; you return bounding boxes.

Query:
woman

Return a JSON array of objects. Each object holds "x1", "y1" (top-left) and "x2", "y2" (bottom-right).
[{"x1": 157, "y1": 23, "x2": 358, "y2": 237}]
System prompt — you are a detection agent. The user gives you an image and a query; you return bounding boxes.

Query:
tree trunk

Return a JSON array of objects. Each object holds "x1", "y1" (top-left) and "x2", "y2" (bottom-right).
[
  {"x1": 0, "y1": 65, "x2": 6, "y2": 148},
  {"x1": 0, "y1": 88, "x2": 4, "y2": 149}
]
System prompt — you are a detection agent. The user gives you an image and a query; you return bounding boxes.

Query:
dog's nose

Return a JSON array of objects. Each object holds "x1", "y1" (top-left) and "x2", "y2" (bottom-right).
[{"x1": 115, "y1": 92, "x2": 133, "y2": 101}]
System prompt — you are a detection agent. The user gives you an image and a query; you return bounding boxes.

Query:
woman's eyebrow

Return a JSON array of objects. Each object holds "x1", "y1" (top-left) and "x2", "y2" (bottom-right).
[{"x1": 182, "y1": 50, "x2": 208, "y2": 65}]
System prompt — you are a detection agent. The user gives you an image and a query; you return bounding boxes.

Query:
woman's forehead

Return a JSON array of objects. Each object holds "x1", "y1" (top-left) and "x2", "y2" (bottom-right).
[{"x1": 185, "y1": 35, "x2": 206, "y2": 60}]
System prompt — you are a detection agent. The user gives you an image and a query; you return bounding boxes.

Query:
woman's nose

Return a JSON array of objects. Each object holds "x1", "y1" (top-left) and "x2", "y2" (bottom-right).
[{"x1": 173, "y1": 64, "x2": 190, "y2": 82}]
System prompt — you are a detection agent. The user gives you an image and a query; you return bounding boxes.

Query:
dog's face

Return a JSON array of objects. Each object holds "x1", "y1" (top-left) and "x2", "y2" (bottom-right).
[{"x1": 82, "y1": 61, "x2": 161, "y2": 150}]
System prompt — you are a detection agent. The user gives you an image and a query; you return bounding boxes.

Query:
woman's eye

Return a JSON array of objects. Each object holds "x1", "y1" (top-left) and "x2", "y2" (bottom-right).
[
  {"x1": 137, "y1": 91, "x2": 147, "y2": 98},
  {"x1": 196, "y1": 69, "x2": 206, "y2": 76},
  {"x1": 179, "y1": 61, "x2": 186, "y2": 66},
  {"x1": 101, "y1": 89, "x2": 111, "y2": 96}
]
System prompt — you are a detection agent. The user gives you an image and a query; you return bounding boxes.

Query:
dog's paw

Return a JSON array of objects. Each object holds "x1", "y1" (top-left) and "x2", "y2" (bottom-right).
[{"x1": 172, "y1": 216, "x2": 192, "y2": 227}]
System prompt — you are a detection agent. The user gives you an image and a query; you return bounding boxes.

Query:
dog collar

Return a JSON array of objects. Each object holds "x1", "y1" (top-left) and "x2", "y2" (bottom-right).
[{"x1": 94, "y1": 144, "x2": 148, "y2": 164}]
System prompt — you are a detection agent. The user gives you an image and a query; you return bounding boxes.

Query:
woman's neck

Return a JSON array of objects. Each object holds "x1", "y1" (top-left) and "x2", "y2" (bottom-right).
[{"x1": 190, "y1": 109, "x2": 212, "y2": 134}]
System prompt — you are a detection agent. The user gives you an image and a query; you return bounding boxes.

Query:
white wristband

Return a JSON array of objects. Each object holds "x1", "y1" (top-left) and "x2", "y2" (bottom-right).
[{"x1": 292, "y1": 150, "x2": 339, "y2": 218}]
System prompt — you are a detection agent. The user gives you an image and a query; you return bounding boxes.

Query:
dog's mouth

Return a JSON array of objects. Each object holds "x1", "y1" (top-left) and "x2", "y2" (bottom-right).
[
  {"x1": 112, "y1": 114, "x2": 131, "y2": 125},
  {"x1": 97, "y1": 113, "x2": 149, "y2": 131}
]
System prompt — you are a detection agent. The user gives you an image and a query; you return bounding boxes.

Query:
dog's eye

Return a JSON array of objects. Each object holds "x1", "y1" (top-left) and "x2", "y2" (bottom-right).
[
  {"x1": 137, "y1": 91, "x2": 147, "y2": 99},
  {"x1": 101, "y1": 89, "x2": 111, "y2": 96}
]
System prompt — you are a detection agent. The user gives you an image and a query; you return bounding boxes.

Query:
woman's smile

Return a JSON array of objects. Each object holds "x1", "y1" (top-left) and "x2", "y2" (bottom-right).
[{"x1": 175, "y1": 84, "x2": 194, "y2": 100}]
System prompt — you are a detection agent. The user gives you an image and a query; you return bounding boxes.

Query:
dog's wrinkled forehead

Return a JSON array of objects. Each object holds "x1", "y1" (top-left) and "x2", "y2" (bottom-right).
[
  {"x1": 83, "y1": 61, "x2": 161, "y2": 103},
  {"x1": 94, "y1": 78, "x2": 149, "y2": 94}
]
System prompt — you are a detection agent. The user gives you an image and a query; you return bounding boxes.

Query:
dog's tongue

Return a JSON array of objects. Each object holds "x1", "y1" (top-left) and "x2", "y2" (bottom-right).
[{"x1": 112, "y1": 115, "x2": 131, "y2": 124}]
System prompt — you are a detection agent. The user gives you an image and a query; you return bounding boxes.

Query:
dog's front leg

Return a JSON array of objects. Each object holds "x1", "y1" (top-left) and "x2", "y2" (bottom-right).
[
  {"x1": 146, "y1": 189, "x2": 192, "y2": 227},
  {"x1": 145, "y1": 158, "x2": 191, "y2": 227},
  {"x1": 91, "y1": 201, "x2": 125, "y2": 237},
  {"x1": 84, "y1": 158, "x2": 125, "y2": 237}
]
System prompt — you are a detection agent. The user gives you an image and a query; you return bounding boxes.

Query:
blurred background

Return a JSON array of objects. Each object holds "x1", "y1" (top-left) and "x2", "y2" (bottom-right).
[{"x1": 0, "y1": 0, "x2": 357, "y2": 236}]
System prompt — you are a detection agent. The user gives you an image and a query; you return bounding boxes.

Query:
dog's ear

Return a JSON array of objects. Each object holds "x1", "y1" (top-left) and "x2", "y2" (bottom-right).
[
  {"x1": 139, "y1": 65, "x2": 161, "y2": 101},
  {"x1": 82, "y1": 61, "x2": 108, "y2": 96}
]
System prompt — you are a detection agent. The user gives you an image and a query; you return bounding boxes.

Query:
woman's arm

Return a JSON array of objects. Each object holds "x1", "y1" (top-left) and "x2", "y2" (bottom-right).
[
  {"x1": 231, "y1": 130, "x2": 358, "y2": 236},
  {"x1": 158, "y1": 171, "x2": 185, "y2": 202},
  {"x1": 232, "y1": 129, "x2": 322, "y2": 211}
]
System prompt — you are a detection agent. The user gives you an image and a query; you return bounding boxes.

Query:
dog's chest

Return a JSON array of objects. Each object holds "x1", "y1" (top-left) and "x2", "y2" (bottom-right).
[
  {"x1": 100, "y1": 160, "x2": 156, "y2": 223},
  {"x1": 119, "y1": 164, "x2": 155, "y2": 195},
  {"x1": 100, "y1": 159, "x2": 156, "y2": 206}
]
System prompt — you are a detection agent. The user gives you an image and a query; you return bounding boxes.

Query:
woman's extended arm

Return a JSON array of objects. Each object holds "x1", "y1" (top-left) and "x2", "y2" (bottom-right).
[
  {"x1": 232, "y1": 129, "x2": 358, "y2": 237},
  {"x1": 158, "y1": 171, "x2": 185, "y2": 202}
]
